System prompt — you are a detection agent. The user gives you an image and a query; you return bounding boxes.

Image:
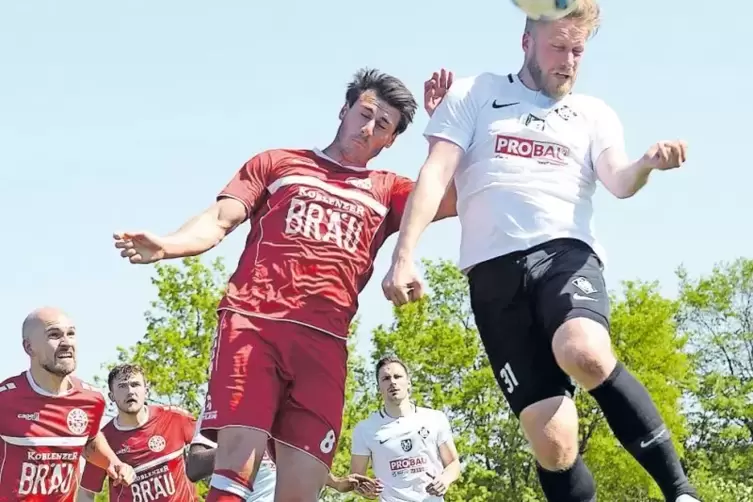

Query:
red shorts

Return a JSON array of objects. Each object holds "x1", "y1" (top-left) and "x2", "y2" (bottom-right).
[{"x1": 200, "y1": 310, "x2": 348, "y2": 468}]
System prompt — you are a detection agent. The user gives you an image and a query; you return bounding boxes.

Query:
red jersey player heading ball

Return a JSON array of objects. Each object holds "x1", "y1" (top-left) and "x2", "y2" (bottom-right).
[
  {"x1": 113, "y1": 68, "x2": 456, "y2": 501},
  {"x1": 0, "y1": 307, "x2": 135, "y2": 501}
]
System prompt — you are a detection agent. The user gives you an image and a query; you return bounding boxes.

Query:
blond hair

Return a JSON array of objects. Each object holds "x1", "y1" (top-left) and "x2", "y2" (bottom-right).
[{"x1": 525, "y1": 0, "x2": 601, "y2": 38}]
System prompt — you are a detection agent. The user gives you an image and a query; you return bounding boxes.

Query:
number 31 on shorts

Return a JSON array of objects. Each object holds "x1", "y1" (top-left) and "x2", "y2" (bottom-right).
[{"x1": 500, "y1": 362, "x2": 519, "y2": 394}]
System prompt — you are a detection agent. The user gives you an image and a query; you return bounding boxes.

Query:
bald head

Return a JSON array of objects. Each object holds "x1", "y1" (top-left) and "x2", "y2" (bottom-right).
[
  {"x1": 22, "y1": 307, "x2": 72, "y2": 340},
  {"x1": 22, "y1": 307, "x2": 77, "y2": 377}
]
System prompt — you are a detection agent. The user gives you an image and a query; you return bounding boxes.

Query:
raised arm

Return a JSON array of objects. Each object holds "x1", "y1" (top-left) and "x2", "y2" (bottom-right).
[
  {"x1": 114, "y1": 152, "x2": 274, "y2": 264},
  {"x1": 382, "y1": 74, "x2": 479, "y2": 306},
  {"x1": 590, "y1": 103, "x2": 687, "y2": 199}
]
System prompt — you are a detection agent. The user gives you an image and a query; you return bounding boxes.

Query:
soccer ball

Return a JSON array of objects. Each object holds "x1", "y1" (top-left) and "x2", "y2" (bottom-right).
[{"x1": 511, "y1": 0, "x2": 579, "y2": 20}]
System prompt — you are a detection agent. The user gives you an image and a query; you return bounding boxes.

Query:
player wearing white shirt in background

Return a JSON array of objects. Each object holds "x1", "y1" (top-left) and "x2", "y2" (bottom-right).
[
  {"x1": 382, "y1": 1, "x2": 700, "y2": 501},
  {"x1": 350, "y1": 355, "x2": 460, "y2": 501}
]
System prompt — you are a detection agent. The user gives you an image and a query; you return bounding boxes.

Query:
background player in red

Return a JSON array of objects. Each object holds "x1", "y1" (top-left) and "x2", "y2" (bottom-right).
[
  {"x1": 0, "y1": 307, "x2": 135, "y2": 500},
  {"x1": 78, "y1": 364, "x2": 206, "y2": 501},
  {"x1": 112, "y1": 68, "x2": 456, "y2": 501}
]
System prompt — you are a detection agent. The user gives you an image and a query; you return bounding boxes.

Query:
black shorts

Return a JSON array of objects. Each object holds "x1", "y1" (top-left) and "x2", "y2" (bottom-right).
[{"x1": 468, "y1": 238, "x2": 610, "y2": 416}]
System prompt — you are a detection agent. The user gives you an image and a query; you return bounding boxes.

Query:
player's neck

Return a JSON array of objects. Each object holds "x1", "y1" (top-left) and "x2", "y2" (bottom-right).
[
  {"x1": 29, "y1": 365, "x2": 72, "y2": 396},
  {"x1": 516, "y1": 67, "x2": 540, "y2": 93},
  {"x1": 384, "y1": 400, "x2": 415, "y2": 418},
  {"x1": 117, "y1": 406, "x2": 149, "y2": 428},
  {"x1": 322, "y1": 141, "x2": 368, "y2": 168}
]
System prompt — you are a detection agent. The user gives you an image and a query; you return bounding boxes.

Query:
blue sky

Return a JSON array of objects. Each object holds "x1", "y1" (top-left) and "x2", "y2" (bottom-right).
[{"x1": 2, "y1": 0, "x2": 750, "y2": 388}]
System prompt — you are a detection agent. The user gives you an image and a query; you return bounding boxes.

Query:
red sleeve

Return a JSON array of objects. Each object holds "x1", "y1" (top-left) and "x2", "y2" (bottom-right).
[
  {"x1": 385, "y1": 176, "x2": 415, "y2": 236},
  {"x1": 80, "y1": 462, "x2": 108, "y2": 494},
  {"x1": 181, "y1": 414, "x2": 197, "y2": 445},
  {"x1": 217, "y1": 151, "x2": 275, "y2": 217},
  {"x1": 88, "y1": 392, "x2": 107, "y2": 441}
]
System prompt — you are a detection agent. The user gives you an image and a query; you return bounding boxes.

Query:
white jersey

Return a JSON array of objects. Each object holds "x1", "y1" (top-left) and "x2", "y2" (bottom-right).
[
  {"x1": 425, "y1": 72, "x2": 624, "y2": 270},
  {"x1": 351, "y1": 406, "x2": 454, "y2": 502},
  {"x1": 190, "y1": 418, "x2": 276, "y2": 501}
]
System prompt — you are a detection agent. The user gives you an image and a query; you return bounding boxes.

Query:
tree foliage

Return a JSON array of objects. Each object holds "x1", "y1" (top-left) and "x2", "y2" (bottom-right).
[{"x1": 99, "y1": 256, "x2": 753, "y2": 502}]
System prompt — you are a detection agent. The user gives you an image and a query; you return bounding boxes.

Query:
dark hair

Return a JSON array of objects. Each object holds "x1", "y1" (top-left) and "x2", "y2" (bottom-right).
[
  {"x1": 345, "y1": 68, "x2": 417, "y2": 136},
  {"x1": 375, "y1": 354, "x2": 410, "y2": 382},
  {"x1": 107, "y1": 363, "x2": 145, "y2": 391}
]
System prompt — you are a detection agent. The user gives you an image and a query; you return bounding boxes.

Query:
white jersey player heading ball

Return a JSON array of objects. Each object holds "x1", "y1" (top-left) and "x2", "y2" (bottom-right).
[{"x1": 350, "y1": 355, "x2": 460, "y2": 501}]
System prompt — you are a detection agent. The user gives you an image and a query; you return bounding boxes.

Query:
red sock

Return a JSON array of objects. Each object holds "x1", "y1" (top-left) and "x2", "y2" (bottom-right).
[{"x1": 205, "y1": 489, "x2": 245, "y2": 502}]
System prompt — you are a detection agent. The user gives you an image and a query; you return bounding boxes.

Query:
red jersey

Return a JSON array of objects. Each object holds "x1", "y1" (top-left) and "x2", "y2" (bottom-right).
[
  {"x1": 79, "y1": 405, "x2": 198, "y2": 501},
  {"x1": 217, "y1": 148, "x2": 413, "y2": 338},
  {"x1": 0, "y1": 371, "x2": 106, "y2": 501}
]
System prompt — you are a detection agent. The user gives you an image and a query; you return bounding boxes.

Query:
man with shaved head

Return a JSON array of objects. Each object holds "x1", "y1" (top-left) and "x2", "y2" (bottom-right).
[{"x1": 0, "y1": 307, "x2": 136, "y2": 500}]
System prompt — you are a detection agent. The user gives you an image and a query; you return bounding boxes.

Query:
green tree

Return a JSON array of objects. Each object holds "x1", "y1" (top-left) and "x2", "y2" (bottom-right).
[
  {"x1": 104, "y1": 256, "x2": 228, "y2": 414},
  {"x1": 677, "y1": 258, "x2": 753, "y2": 500}
]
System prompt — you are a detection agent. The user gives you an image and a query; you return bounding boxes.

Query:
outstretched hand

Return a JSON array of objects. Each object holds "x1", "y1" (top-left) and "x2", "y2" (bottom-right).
[
  {"x1": 424, "y1": 68, "x2": 454, "y2": 117},
  {"x1": 113, "y1": 231, "x2": 167, "y2": 264}
]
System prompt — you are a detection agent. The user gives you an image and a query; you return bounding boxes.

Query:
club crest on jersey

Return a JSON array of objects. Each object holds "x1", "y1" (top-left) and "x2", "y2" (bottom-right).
[
  {"x1": 148, "y1": 435, "x2": 166, "y2": 453},
  {"x1": 572, "y1": 277, "x2": 596, "y2": 295},
  {"x1": 554, "y1": 105, "x2": 577, "y2": 121},
  {"x1": 345, "y1": 177, "x2": 372, "y2": 190},
  {"x1": 66, "y1": 408, "x2": 88, "y2": 435},
  {"x1": 419, "y1": 427, "x2": 429, "y2": 439},
  {"x1": 401, "y1": 439, "x2": 413, "y2": 452}
]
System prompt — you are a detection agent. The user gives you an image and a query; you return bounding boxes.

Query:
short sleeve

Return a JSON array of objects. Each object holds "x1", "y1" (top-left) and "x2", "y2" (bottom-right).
[
  {"x1": 589, "y1": 101, "x2": 626, "y2": 168},
  {"x1": 385, "y1": 176, "x2": 414, "y2": 236},
  {"x1": 350, "y1": 421, "x2": 371, "y2": 457},
  {"x1": 217, "y1": 151, "x2": 276, "y2": 218},
  {"x1": 166, "y1": 406, "x2": 199, "y2": 445},
  {"x1": 190, "y1": 413, "x2": 217, "y2": 449},
  {"x1": 436, "y1": 412, "x2": 453, "y2": 447},
  {"x1": 88, "y1": 392, "x2": 107, "y2": 441},
  {"x1": 79, "y1": 461, "x2": 107, "y2": 494},
  {"x1": 424, "y1": 75, "x2": 482, "y2": 152}
]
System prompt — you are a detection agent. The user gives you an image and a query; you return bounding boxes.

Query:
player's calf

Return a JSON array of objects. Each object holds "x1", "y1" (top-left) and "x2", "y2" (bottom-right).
[
  {"x1": 205, "y1": 426, "x2": 269, "y2": 501},
  {"x1": 520, "y1": 397, "x2": 596, "y2": 502},
  {"x1": 554, "y1": 317, "x2": 698, "y2": 501},
  {"x1": 273, "y1": 442, "x2": 330, "y2": 502}
]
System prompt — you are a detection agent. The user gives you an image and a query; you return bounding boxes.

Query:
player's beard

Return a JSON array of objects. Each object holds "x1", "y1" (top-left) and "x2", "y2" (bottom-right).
[
  {"x1": 42, "y1": 357, "x2": 75, "y2": 377},
  {"x1": 116, "y1": 401, "x2": 143, "y2": 416},
  {"x1": 527, "y1": 55, "x2": 573, "y2": 100}
]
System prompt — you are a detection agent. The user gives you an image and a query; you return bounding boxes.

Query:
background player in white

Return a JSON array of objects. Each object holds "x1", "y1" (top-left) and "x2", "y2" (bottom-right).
[
  {"x1": 382, "y1": 1, "x2": 700, "y2": 501},
  {"x1": 186, "y1": 419, "x2": 377, "y2": 501},
  {"x1": 350, "y1": 355, "x2": 460, "y2": 501}
]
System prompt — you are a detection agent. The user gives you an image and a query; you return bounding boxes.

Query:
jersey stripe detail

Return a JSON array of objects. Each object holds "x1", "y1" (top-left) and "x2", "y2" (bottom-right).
[
  {"x1": 132, "y1": 448, "x2": 185, "y2": 474},
  {"x1": 267, "y1": 175, "x2": 388, "y2": 216},
  {"x1": 1, "y1": 435, "x2": 88, "y2": 447}
]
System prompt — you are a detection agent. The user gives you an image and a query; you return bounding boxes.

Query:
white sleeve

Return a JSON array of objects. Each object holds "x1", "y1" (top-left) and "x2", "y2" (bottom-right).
[
  {"x1": 424, "y1": 75, "x2": 483, "y2": 152},
  {"x1": 190, "y1": 414, "x2": 217, "y2": 448},
  {"x1": 350, "y1": 421, "x2": 371, "y2": 456},
  {"x1": 589, "y1": 101, "x2": 626, "y2": 167},
  {"x1": 436, "y1": 412, "x2": 453, "y2": 446}
]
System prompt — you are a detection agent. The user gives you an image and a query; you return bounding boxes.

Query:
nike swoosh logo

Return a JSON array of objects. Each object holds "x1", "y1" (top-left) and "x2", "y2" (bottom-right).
[
  {"x1": 379, "y1": 439, "x2": 389, "y2": 444},
  {"x1": 573, "y1": 293, "x2": 597, "y2": 301},
  {"x1": 640, "y1": 429, "x2": 667, "y2": 448},
  {"x1": 492, "y1": 100, "x2": 519, "y2": 109}
]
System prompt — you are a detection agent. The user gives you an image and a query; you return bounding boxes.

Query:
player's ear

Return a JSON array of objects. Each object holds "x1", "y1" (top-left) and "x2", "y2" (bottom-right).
[
  {"x1": 108, "y1": 391, "x2": 115, "y2": 402},
  {"x1": 22, "y1": 338, "x2": 32, "y2": 357},
  {"x1": 339, "y1": 104, "x2": 348, "y2": 121},
  {"x1": 522, "y1": 31, "x2": 531, "y2": 52}
]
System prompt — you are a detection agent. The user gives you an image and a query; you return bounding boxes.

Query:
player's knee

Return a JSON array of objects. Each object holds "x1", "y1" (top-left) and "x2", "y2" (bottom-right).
[
  {"x1": 552, "y1": 316, "x2": 616, "y2": 389},
  {"x1": 214, "y1": 427, "x2": 268, "y2": 476},
  {"x1": 520, "y1": 396, "x2": 579, "y2": 471}
]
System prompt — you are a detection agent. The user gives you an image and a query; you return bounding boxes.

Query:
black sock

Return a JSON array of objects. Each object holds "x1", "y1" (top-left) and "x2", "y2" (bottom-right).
[
  {"x1": 537, "y1": 456, "x2": 596, "y2": 502},
  {"x1": 589, "y1": 362, "x2": 697, "y2": 501}
]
